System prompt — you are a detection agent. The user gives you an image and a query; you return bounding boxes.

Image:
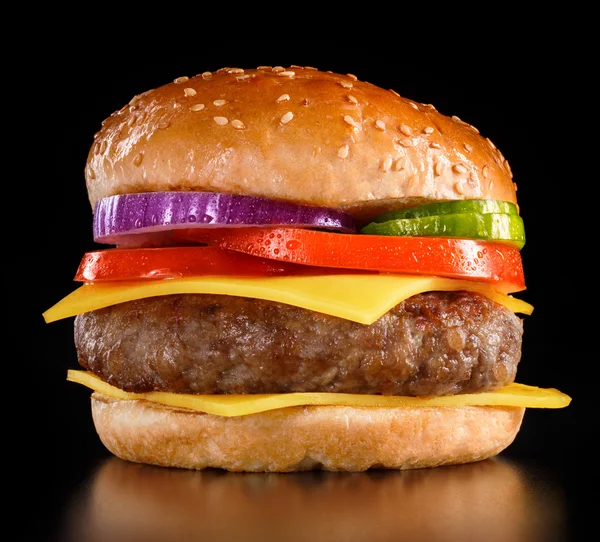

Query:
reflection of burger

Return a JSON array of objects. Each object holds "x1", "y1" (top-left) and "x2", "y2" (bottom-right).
[
  {"x1": 44, "y1": 66, "x2": 570, "y2": 472},
  {"x1": 63, "y1": 457, "x2": 564, "y2": 542}
]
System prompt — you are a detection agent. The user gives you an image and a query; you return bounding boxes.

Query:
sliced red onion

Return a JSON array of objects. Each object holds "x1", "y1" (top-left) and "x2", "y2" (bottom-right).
[{"x1": 93, "y1": 192, "x2": 357, "y2": 246}]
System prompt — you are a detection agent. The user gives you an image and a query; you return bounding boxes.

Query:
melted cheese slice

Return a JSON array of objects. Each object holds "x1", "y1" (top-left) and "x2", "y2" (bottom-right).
[
  {"x1": 68, "y1": 370, "x2": 570, "y2": 416},
  {"x1": 44, "y1": 274, "x2": 532, "y2": 325}
]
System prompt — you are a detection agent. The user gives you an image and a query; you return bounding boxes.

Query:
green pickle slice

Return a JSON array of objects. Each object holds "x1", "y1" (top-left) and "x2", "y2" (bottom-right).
[
  {"x1": 360, "y1": 212, "x2": 526, "y2": 248},
  {"x1": 369, "y1": 199, "x2": 518, "y2": 223}
]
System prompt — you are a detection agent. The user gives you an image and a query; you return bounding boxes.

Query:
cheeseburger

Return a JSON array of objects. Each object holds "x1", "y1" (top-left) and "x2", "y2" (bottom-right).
[{"x1": 44, "y1": 65, "x2": 570, "y2": 472}]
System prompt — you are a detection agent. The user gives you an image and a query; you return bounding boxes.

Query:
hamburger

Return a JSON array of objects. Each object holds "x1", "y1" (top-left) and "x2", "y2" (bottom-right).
[{"x1": 44, "y1": 65, "x2": 570, "y2": 472}]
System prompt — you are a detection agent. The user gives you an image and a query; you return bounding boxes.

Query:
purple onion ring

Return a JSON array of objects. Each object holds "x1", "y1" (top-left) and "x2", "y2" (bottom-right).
[{"x1": 93, "y1": 191, "x2": 357, "y2": 246}]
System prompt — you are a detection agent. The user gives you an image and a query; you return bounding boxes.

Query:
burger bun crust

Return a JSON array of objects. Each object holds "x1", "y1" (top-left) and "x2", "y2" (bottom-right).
[
  {"x1": 86, "y1": 67, "x2": 517, "y2": 221},
  {"x1": 92, "y1": 393, "x2": 525, "y2": 472}
]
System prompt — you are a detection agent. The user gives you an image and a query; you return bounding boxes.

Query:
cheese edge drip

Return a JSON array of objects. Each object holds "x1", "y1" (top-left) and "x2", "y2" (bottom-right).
[
  {"x1": 44, "y1": 274, "x2": 533, "y2": 325},
  {"x1": 68, "y1": 370, "x2": 571, "y2": 417}
]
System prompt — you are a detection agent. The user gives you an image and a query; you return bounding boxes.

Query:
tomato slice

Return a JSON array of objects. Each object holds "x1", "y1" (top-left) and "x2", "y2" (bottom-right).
[
  {"x1": 74, "y1": 246, "x2": 372, "y2": 282},
  {"x1": 174, "y1": 228, "x2": 526, "y2": 293}
]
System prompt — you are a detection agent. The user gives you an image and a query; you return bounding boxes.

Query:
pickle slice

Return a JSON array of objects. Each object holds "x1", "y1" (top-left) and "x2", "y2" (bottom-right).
[
  {"x1": 360, "y1": 212, "x2": 526, "y2": 248},
  {"x1": 370, "y1": 199, "x2": 518, "y2": 223}
]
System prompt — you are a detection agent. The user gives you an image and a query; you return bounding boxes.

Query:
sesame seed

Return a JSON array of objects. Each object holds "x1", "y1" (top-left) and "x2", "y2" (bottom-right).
[
  {"x1": 434, "y1": 161, "x2": 445, "y2": 176},
  {"x1": 423, "y1": 126, "x2": 434, "y2": 134},
  {"x1": 231, "y1": 119, "x2": 245, "y2": 130},
  {"x1": 452, "y1": 115, "x2": 462, "y2": 122},
  {"x1": 482, "y1": 165, "x2": 490, "y2": 179},
  {"x1": 237, "y1": 75, "x2": 251, "y2": 81},
  {"x1": 513, "y1": 182, "x2": 518, "y2": 191},
  {"x1": 381, "y1": 156, "x2": 393, "y2": 172},
  {"x1": 157, "y1": 121, "x2": 170, "y2": 130},
  {"x1": 272, "y1": 66, "x2": 285, "y2": 73},
  {"x1": 184, "y1": 88, "x2": 197, "y2": 97},
  {"x1": 88, "y1": 168, "x2": 96, "y2": 179},
  {"x1": 127, "y1": 116, "x2": 136, "y2": 127},
  {"x1": 504, "y1": 159, "x2": 512, "y2": 176},
  {"x1": 214, "y1": 116, "x2": 228, "y2": 126},
  {"x1": 394, "y1": 157, "x2": 406, "y2": 171},
  {"x1": 347, "y1": 73, "x2": 358, "y2": 81},
  {"x1": 389, "y1": 89, "x2": 401, "y2": 97},
  {"x1": 339, "y1": 80, "x2": 353, "y2": 89},
  {"x1": 304, "y1": 66, "x2": 318, "y2": 70},
  {"x1": 213, "y1": 99, "x2": 227, "y2": 106},
  {"x1": 407, "y1": 101, "x2": 419, "y2": 110},
  {"x1": 464, "y1": 143, "x2": 473, "y2": 153},
  {"x1": 407, "y1": 175, "x2": 419, "y2": 192},
  {"x1": 99, "y1": 140, "x2": 107, "y2": 154},
  {"x1": 347, "y1": 94, "x2": 358, "y2": 104},
  {"x1": 486, "y1": 137, "x2": 496, "y2": 149},
  {"x1": 173, "y1": 101, "x2": 181, "y2": 109},
  {"x1": 257, "y1": 66, "x2": 272, "y2": 70},
  {"x1": 281, "y1": 111, "x2": 294, "y2": 124},
  {"x1": 398, "y1": 138, "x2": 413, "y2": 147},
  {"x1": 129, "y1": 95, "x2": 140, "y2": 106},
  {"x1": 430, "y1": 142, "x2": 442, "y2": 149},
  {"x1": 454, "y1": 181, "x2": 466, "y2": 195},
  {"x1": 190, "y1": 104, "x2": 206, "y2": 112},
  {"x1": 290, "y1": 65, "x2": 303, "y2": 69},
  {"x1": 279, "y1": 70, "x2": 295, "y2": 77},
  {"x1": 227, "y1": 68, "x2": 244, "y2": 74},
  {"x1": 344, "y1": 115, "x2": 358, "y2": 128},
  {"x1": 469, "y1": 124, "x2": 480, "y2": 134},
  {"x1": 375, "y1": 120, "x2": 386, "y2": 131},
  {"x1": 174, "y1": 76, "x2": 189, "y2": 84},
  {"x1": 338, "y1": 145, "x2": 349, "y2": 159},
  {"x1": 276, "y1": 94, "x2": 290, "y2": 103},
  {"x1": 453, "y1": 164, "x2": 468, "y2": 174},
  {"x1": 133, "y1": 152, "x2": 143, "y2": 166},
  {"x1": 400, "y1": 124, "x2": 412, "y2": 136},
  {"x1": 201, "y1": 72, "x2": 212, "y2": 79}
]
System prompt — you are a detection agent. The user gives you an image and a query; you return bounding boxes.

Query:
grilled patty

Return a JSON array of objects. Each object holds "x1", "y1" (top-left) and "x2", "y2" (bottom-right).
[{"x1": 75, "y1": 291, "x2": 523, "y2": 397}]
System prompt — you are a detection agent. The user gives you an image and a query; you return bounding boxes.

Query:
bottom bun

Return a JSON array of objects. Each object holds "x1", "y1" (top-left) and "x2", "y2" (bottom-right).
[{"x1": 91, "y1": 392, "x2": 525, "y2": 472}]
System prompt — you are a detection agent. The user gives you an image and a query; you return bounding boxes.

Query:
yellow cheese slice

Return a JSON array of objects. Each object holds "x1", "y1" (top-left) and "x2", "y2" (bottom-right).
[
  {"x1": 68, "y1": 370, "x2": 570, "y2": 416},
  {"x1": 44, "y1": 274, "x2": 533, "y2": 325}
]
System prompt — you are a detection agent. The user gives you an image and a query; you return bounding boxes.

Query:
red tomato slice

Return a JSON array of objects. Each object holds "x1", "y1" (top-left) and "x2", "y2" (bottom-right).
[
  {"x1": 74, "y1": 246, "x2": 372, "y2": 282},
  {"x1": 174, "y1": 227, "x2": 525, "y2": 293}
]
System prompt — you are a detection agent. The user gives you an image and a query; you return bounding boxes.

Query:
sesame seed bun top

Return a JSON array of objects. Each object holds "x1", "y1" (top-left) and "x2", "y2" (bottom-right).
[{"x1": 86, "y1": 66, "x2": 517, "y2": 221}]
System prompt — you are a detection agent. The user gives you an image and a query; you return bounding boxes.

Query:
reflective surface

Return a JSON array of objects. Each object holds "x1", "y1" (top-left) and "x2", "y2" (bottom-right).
[{"x1": 54, "y1": 456, "x2": 570, "y2": 542}]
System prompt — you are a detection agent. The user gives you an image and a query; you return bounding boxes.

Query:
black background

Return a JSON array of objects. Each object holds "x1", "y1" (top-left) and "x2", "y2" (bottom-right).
[{"x1": 36, "y1": 40, "x2": 590, "y2": 540}]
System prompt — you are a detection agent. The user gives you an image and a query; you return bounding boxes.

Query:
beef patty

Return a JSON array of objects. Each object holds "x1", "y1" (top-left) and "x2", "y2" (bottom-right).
[{"x1": 74, "y1": 291, "x2": 523, "y2": 397}]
